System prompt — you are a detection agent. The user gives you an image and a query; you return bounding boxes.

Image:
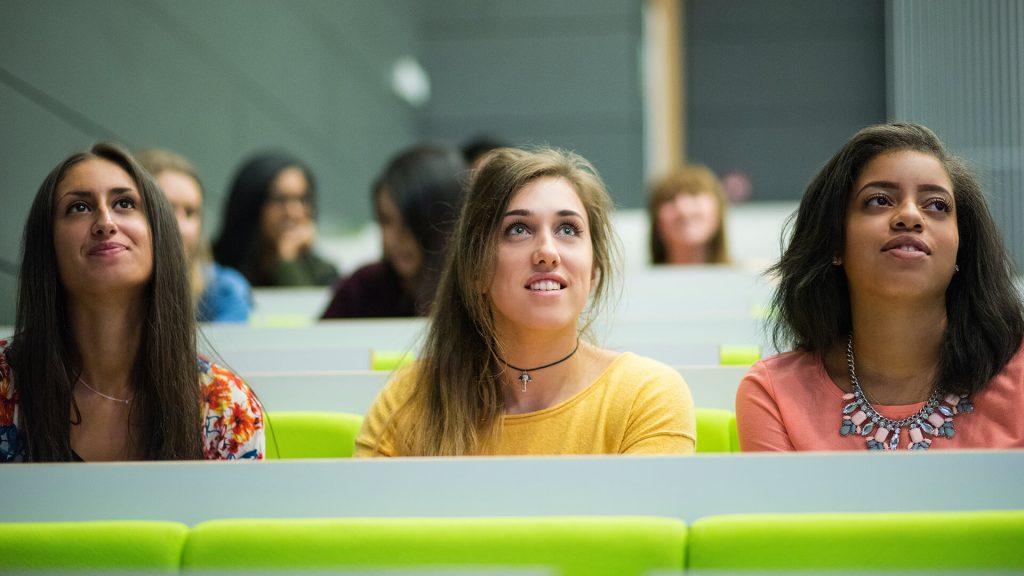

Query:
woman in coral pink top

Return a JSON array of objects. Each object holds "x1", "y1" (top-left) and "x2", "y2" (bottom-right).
[{"x1": 737, "y1": 123, "x2": 1024, "y2": 451}]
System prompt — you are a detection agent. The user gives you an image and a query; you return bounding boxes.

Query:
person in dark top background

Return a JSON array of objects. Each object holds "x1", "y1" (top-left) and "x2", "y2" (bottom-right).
[{"x1": 322, "y1": 144, "x2": 466, "y2": 318}]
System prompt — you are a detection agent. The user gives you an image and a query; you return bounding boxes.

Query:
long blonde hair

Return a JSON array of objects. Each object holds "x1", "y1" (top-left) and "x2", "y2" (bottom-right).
[{"x1": 388, "y1": 147, "x2": 620, "y2": 455}]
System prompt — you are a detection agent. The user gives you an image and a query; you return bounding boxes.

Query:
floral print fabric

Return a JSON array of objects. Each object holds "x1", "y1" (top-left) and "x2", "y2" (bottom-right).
[{"x1": 0, "y1": 339, "x2": 264, "y2": 462}]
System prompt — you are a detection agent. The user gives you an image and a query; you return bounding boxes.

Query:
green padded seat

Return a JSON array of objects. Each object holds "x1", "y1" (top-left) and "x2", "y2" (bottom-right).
[
  {"x1": 0, "y1": 520, "x2": 188, "y2": 573},
  {"x1": 688, "y1": 510, "x2": 1024, "y2": 571},
  {"x1": 695, "y1": 408, "x2": 738, "y2": 453},
  {"x1": 182, "y1": 516, "x2": 686, "y2": 576},
  {"x1": 265, "y1": 411, "x2": 364, "y2": 459}
]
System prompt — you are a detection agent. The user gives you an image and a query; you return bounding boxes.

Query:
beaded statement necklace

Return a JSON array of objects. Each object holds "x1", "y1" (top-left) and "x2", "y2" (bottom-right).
[{"x1": 839, "y1": 334, "x2": 973, "y2": 450}]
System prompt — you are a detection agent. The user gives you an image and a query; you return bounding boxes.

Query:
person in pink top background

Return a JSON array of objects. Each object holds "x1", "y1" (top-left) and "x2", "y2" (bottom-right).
[{"x1": 737, "y1": 122, "x2": 1024, "y2": 451}]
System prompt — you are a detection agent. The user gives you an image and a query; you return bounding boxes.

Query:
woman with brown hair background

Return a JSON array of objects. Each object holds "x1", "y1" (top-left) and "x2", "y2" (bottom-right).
[{"x1": 648, "y1": 164, "x2": 730, "y2": 265}]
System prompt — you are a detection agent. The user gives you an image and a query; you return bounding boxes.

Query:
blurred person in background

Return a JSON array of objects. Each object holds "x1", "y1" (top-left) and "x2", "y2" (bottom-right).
[
  {"x1": 648, "y1": 164, "x2": 730, "y2": 265},
  {"x1": 322, "y1": 144, "x2": 466, "y2": 318},
  {"x1": 136, "y1": 148, "x2": 251, "y2": 322},
  {"x1": 213, "y1": 151, "x2": 338, "y2": 287}
]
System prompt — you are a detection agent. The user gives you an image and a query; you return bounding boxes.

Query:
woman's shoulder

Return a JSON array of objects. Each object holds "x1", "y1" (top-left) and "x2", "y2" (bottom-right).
[
  {"x1": 197, "y1": 357, "x2": 260, "y2": 409},
  {"x1": 738, "y1": 349, "x2": 832, "y2": 406},
  {"x1": 747, "y1": 349, "x2": 820, "y2": 378},
  {"x1": 197, "y1": 357, "x2": 264, "y2": 460},
  {"x1": 605, "y1": 351, "x2": 681, "y2": 380},
  {"x1": 597, "y1": 351, "x2": 689, "y2": 397},
  {"x1": 207, "y1": 263, "x2": 251, "y2": 291},
  {"x1": 344, "y1": 262, "x2": 405, "y2": 293},
  {"x1": 0, "y1": 338, "x2": 11, "y2": 379},
  {"x1": 977, "y1": 338, "x2": 1024, "y2": 398},
  {"x1": 379, "y1": 363, "x2": 419, "y2": 399},
  {"x1": 324, "y1": 262, "x2": 412, "y2": 318},
  {"x1": 0, "y1": 337, "x2": 17, "y2": 424}
]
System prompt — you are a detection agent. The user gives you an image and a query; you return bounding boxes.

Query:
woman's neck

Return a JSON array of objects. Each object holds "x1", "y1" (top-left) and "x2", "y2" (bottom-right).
[
  {"x1": 829, "y1": 294, "x2": 948, "y2": 405},
  {"x1": 664, "y1": 243, "x2": 709, "y2": 265},
  {"x1": 497, "y1": 328, "x2": 586, "y2": 414},
  {"x1": 67, "y1": 295, "x2": 146, "y2": 398}
]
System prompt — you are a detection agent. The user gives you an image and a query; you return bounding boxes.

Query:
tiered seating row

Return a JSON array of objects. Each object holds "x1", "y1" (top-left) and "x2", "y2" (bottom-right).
[{"x1": 4, "y1": 511, "x2": 1022, "y2": 574}]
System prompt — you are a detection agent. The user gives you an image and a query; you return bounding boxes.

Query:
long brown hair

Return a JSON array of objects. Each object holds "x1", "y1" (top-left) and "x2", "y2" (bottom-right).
[
  {"x1": 9, "y1": 143, "x2": 202, "y2": 461},
  {"x1": 386, "y1": 147, "x2": 620, "y2": 456},
  {"x1": 648, "y1": 164, "x2": 730, "y2": 264}
]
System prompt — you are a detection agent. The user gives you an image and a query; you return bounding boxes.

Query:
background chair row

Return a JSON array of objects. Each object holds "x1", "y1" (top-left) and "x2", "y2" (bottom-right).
[
  {"x1": 5, "y1": 511, "x2": 1022, "y2": 574},
  {"x1": 264, "y1": 407, "x2": 738, "y2": 458}
]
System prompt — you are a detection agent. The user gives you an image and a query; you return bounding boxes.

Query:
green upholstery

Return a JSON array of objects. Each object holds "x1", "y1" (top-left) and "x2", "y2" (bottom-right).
[
  {"x1": 265, "y1": 411, "x2": 364, "y2": 459},
  {"x1": 688, "y1": 510, "x2": 1024, "y2": 571},
  {"x1": 0, "y1": 520, "x2": 188, "y2": 572},
  {"x1": 728, "y1": 411, "x2": 740, "y2": 452},
  {"x1": 182, "y1": 517, "x2": 686, "y2": 576},
  {"x1": 719, "y1": 344, "x2": 760, "y2": 366},
  {"x1": 695, "y1": 408, "x2": 738, "y2": 453},
  {"x1": 371, "y1": 349, "x2": 416, "y2": 371}
]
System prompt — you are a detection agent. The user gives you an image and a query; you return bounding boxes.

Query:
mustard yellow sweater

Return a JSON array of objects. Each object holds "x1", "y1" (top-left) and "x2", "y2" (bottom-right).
[{"x1": 355, "y1": 352, "x2": 696, "y2": 457}]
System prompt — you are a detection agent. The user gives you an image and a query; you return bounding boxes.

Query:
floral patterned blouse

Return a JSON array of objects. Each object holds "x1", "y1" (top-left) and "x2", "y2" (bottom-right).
[{"x1": 0, "y1": 339, "x2": 264, "y2": 462}]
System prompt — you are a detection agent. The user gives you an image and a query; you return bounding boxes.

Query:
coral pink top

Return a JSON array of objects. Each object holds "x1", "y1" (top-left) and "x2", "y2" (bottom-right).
[{"x1": 736, "y1": 342, "x2": 1024, "y2": 451}]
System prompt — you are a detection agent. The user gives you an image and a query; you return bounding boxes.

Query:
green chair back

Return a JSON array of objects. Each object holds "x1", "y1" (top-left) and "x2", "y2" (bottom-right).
[
  {"x1": 371, "y1": 349, "x2": 416, "y2": 371},
  {"x1": 695, "y1": 407, "x2": 738, "y2": 453},
  {"x1": 688, "y1": 510, "x2": 1024, "y2": 571},
  {"x1": 0, "y1": 520, "x2": 187, "y2": 573},
  {"x1": 719, "y1": 345, "x2": 760, "y2": 366},
  {"x1": 265, "y1": 411, "x2": 364, "y2": 459},
  {"x1": 182, "y1": 517, "x2": 686, "y2": 576}
]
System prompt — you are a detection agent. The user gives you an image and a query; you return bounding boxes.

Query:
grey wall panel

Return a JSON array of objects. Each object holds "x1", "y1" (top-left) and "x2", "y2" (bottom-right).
[
  {"x1": 418, "y1": 0, "x2": 645, "y2": 208},
  {"x1": 0, "y1": 81, "x2": 100, "y2": 326},
  {"x1": 0, "y1": 1, "x2": 420, "y2": 323},
  {"x1": 685, "y1": 0, "x2": 886, "y2": 201},
  {"x1": 889, "y1": 0, "x2": 1024, "y2": 269}
]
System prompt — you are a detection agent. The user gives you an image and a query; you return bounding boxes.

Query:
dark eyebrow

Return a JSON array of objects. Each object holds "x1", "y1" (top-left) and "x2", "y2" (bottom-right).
[
  {"x1": 502, "y1": 209, "x2": 583, "y2": 218},
  {"x1": 857, "y1": 181, "x2": 951, "y2": 196},
  {"x1": 59, "y1": 187, "x2": 136, "y2": 200}
]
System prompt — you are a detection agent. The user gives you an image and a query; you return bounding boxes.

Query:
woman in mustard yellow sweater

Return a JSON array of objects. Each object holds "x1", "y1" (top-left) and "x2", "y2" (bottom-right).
[{"x1": 356, "y1": 148, "x2": 695, "y2": 457}]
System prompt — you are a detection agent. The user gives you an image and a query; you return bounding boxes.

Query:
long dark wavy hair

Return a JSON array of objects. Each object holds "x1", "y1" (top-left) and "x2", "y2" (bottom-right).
[
  {"x1": 211, "y1": 152, "x2": 317, "y2": 286},
  {"x1": 770, "y1": 122, "x2": 1024, "y2": 395},
  {"x1": 372, "y1": 144, "x2": 467, "y2": 314},
  {"x1": 386, "y1": 147, "x2": 621, "y2": 456},
  {"x1": 9, "y1": 143, "x2": 202, "y2": 461}
]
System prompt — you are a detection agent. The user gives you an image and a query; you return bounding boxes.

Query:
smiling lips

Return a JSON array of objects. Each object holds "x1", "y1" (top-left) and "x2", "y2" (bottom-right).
[
  {"x1": 529, "y1": 280, "x2": 563, "y2": 291},
  {"x1": 526, "y1": 274, "x2": 566, "y2": 291},
  {"x1": 88, "y1": 242, "x2": 128, "y2": 256},
  {"x1": 881, "y1": 235, "x2": 931, "y2": 255}
]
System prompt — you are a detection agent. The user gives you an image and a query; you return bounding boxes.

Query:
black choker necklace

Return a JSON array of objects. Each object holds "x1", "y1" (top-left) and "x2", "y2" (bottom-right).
[{"x1": 500, "y1": 338, "x2": 580, "y2": 392}]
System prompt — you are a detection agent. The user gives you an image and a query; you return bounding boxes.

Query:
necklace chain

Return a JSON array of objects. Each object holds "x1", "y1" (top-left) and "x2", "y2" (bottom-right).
[
  {"x1": 500, "y1": 338, "x2": 580, "y2": 392},
  {"x1": 841, "y1": 333, "x2": 972, "y2": 450},
  {"x1": 846, "y1": 335, "x2": 942, "y2": 429},
  {"x1": 78, "y1": 377, "x2": 133, "y2": 405}
]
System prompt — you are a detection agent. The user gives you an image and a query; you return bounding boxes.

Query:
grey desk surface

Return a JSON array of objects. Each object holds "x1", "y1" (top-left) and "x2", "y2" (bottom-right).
[{"x1": 3, "y1": 450, "x2": 1021, "y2": 526}]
